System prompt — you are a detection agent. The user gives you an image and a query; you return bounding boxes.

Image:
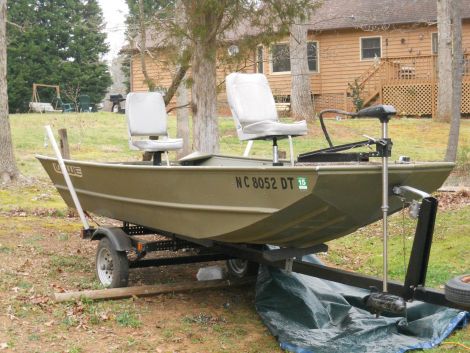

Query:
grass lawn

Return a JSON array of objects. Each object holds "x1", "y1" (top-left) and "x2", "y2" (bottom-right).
[{"x1": 0, "y1": 112, "x2": 468, "y2": 352}]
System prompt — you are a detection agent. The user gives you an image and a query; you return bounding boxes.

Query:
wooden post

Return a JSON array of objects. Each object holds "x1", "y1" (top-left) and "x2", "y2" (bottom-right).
[
  {"x1": 58, "y1": 128, "x2": 70, "y2": 159},
  {"x1": 53, "y1": 277, "x2": 256, "y2": 302}
]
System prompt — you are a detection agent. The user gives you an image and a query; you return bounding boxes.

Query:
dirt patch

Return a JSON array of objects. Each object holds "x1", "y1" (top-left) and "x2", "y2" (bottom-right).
[
  {"x1": 0, "y1": 216, "x2": 278, "y2": 353},
  {"x1": 437, "y1": 189, "x2": 470, "y2": 211}
]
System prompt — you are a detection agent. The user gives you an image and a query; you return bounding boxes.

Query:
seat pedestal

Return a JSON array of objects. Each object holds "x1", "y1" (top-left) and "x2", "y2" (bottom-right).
[
  {"x1": 152, "y1": 152, "x2": 163, "y2": 166},
  {"x1": 272, "y1": 137, "x2": 283, "y2": 166}
]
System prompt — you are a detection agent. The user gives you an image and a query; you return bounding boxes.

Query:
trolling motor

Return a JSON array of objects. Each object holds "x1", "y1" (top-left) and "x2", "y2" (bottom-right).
[
  {"x1": 356, "y1": 105, "x2": 395, "y2": 294},
  {"x1": 299, "y1": 105, "x2": 409, "y2": 316}
]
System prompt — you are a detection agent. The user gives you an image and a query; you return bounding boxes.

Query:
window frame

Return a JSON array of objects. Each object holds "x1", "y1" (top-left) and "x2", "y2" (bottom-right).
[
  {"x1": 360, "y1": 36, "x2": 382, "y2": 61},
  {"x1": 307, "y1": 40, "x2": 320, "y2": 73},
  {"x1": 431, "y1": 32, "x2": 438, "y2": 55},
  {"x1": 270, "y1": 42, "x2": 291, "y2": 75}
]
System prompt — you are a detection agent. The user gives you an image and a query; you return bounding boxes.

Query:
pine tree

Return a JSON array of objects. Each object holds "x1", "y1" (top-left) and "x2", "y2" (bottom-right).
[{"x1": 7, "y1": 0, "x2": 111, "y2": 112}]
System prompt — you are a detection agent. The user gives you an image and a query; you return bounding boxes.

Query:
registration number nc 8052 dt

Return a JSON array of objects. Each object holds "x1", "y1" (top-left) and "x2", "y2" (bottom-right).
[{"x1": 235, "y1": 176, "x2": 308, "y2": 191}]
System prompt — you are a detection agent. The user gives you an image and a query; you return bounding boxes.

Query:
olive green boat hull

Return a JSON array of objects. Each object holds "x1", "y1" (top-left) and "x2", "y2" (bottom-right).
[{"x1": 37, "y1": 155, "x2": 453, "y2": 248}]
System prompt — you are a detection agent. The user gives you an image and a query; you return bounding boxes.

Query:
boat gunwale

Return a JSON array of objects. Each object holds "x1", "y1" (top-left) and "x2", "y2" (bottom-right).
[{"x1": 35, "y1": 154, "x2": 455, "y2": 172}]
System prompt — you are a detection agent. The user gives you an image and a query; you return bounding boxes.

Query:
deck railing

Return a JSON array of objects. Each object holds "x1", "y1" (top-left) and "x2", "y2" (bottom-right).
[
  {"x1": 359, "y1": 54, "x2": 470, "y2": 87},
  {"x1": 355, "y1": 54, "x2": 470, "y2": 108}
]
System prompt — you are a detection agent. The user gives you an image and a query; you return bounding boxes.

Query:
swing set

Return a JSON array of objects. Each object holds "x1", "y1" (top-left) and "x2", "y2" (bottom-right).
[{"x1": 29, "y1": 83, "x2": 74, "y2": 113}]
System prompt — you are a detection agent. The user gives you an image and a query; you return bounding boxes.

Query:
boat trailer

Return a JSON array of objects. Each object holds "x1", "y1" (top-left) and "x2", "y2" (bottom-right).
[{"x1": 81, "y1": 189, "x2": 467, "y2": 313}]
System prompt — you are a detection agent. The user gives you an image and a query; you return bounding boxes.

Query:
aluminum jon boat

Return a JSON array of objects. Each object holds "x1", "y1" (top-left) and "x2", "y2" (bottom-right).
[
  {"x1": 36, "y1": 82, "x2": 467, "y2": 311},
  {"x1": 36, "y1": 153, "x2": 453, "y2": 248}
]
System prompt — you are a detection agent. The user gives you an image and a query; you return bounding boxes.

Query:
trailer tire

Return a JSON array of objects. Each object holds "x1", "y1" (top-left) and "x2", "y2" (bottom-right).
[
  {"x1": 226, "y1": 259, "x2": 259, "y2": 278},
  {"x1": 445, "y1": 274, "x2": 470, "y2": 307},
  {"x1": 96, "y1": 237, "x2": 129, "y2": 288}
]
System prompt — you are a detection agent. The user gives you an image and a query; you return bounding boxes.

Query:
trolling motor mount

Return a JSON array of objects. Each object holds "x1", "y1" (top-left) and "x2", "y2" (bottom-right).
[{"x1": 297, "y1": 105, "x2": 396, "y2": 163}]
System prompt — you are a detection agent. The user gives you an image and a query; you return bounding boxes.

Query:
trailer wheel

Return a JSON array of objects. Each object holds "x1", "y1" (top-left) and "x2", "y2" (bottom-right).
[
  {"x1": 445, "y1": 274, "x2": 470, "y2": 307},
  {"x1": 226, "y1": 259, "x2": 259, "y2": 278},
  {"x1": 96, "y1": 237, "x2": 129, "y2": 288}
]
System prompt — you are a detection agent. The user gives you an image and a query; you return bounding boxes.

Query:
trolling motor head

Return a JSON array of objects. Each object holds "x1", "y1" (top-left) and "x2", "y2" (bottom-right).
[{"x1": 355, "y1": 104, "x2": 396, "y2": 123}]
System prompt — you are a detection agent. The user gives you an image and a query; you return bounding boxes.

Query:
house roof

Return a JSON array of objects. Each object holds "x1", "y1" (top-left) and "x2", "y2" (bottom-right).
[
  {"x1": 123, "y1": 0, "x2": 470, "y2": 52},
  {"x1": 308, "y1": 0, "x2": 470, "y2": 31}
]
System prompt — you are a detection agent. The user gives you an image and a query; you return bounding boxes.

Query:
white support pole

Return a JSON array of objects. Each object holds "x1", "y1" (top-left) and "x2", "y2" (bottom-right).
[
  {"x1": 288, "y1": 135, "x2": 294, "y2": 166},
  {"x1": 243, "y1": 140, "x2": 254, "y2": 157},
  {"x1": 44, "y1": 125, "x2": 90, "y2": 230},
  {"x1": 165, "y1": 151, "x2": 170, "y2": 167}
]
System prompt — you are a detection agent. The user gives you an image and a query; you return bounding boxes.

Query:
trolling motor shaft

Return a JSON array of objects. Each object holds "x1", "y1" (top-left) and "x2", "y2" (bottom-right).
[
  {"x1": 381, "y1": 122, "x2": 390, "y2": 292},
  {"x1": 355, "y1": 105, "x2": 395, "y2": 293},
  {"x1": 354, "y1": 106, "x2": 406, "y2": 317}
]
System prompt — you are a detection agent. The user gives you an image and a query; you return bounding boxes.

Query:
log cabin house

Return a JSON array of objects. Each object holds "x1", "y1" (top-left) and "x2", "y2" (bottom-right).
[{"x1": 127, "y1": 0, "x2": 470, "y2": 118}]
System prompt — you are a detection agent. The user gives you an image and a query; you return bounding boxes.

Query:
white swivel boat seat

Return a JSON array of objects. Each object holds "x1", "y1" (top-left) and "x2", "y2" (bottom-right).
[
  {"x1": 126, "y1": 92, "x2": 183, "y2": 165},
  {"x1": 226, "y1": 72, "x2": 307, "y2": 165}
]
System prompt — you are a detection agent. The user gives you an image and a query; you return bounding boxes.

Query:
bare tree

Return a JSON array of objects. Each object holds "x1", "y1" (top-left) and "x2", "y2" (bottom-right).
[
  {"x1": 437, "y1": 0, "x2": 453, "y2": 122},
  {"x1": 63, "y1": 84, "x2": 81, "y2": 112},
  {"x1": 130, "y1": 1, "x2": 315, "y2": 153},
  {"x1": 0, "y1": 0, "x2": 19, "y2": 183},
  {"x1": 179, "y1": 0, "x2": 315, "y2": 153},
  {"x1": 289, "y1": 21, "x2": 314, "y2": 120},
  {"x1": 444, "y1": 0, "x2": 463, "y2": 162}
]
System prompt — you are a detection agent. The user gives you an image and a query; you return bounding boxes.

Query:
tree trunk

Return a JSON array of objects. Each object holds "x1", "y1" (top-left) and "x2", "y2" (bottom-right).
[
  {"x1": 289, "y1": 22, "x2": 314, "y2": 120},
  {"x1": 138, "y1": 0, "x2": 155, "y2": 91},
  {"x1": 437, "y1": 0, "x2": 452, "y2": 122},
  {"x1": 0, "y1": 0, "x2": 19, "y2": 183},
  {"x1": 176, "y1": 77, "x2": 191, "y2": 157},
  {"x1": 191, "y1": 38, "x2": 219, "y2": 153},
  {"x1": 444, "y1": 1, "x2": 463, "y2": 162},
  {"x1": 174, "y1": 0, "x2": 190, "y2": 158}
]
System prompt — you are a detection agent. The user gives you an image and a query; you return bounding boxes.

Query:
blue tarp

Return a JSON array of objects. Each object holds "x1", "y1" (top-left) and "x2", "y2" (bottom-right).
[{"x1": 255, "y1": 255, "x2": 469, "y2": 353}]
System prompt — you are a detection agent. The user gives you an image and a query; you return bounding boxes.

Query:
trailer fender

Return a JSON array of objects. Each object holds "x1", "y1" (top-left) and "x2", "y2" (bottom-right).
[{"x1": 91, "y1": 227, "x2": 132, "y2": 252}]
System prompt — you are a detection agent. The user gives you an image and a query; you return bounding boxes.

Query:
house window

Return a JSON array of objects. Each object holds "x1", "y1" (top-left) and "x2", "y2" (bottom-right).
[
  {"x1": 307, "y1": 41, "x2": 318, "y2": 72},
  {"x1": 361, "y1": 37, "x2": 381, "y2": 60},
  {"x1": 271, "y1": 43, "x2": 290, "y2": 73},
  {"x1": 432, "y1": 33, "x2": 438, "y2": 54},
  {"x1": 257, "y1": 46, "x2": 264, "y2": 73}
]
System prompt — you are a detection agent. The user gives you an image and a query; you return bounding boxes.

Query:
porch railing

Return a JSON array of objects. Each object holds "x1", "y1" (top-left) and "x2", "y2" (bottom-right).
[{"x1": 356, "y1": 54, "x2": 470, "y2": 107}]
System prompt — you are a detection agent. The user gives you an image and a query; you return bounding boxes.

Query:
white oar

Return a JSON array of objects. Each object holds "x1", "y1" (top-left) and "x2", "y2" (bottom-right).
[{"x1": 44, "y1": 125, "x2": 90, "y2": 230}]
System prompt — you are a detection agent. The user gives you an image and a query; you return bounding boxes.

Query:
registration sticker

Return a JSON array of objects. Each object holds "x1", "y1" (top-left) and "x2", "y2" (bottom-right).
[{"x1": 297, "y1": 177, "x2": 308, "y2": 190}]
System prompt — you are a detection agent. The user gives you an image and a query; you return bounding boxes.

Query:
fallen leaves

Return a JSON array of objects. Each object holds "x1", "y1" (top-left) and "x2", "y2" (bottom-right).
[
  {"x1": 30, "y1": 295, "x2": 51, "y2": 307},
  {"x1": 51, "y1": 283, "x2": 66, "y2": 293},
  {"x1": 437, "y1": 189, "x2": 470, "y2": 211}
]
